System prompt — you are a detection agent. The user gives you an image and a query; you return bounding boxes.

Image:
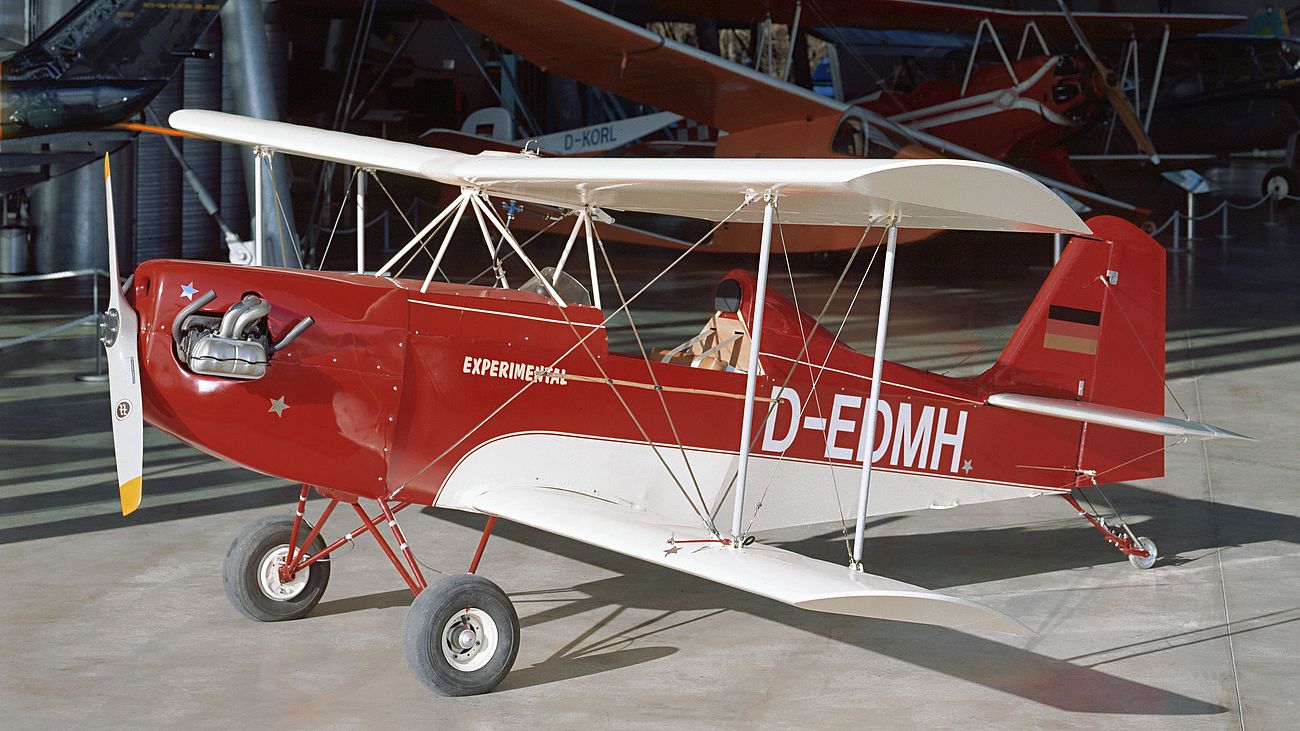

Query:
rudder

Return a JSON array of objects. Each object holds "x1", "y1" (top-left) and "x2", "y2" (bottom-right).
[{"x1": 980, "y1": 216, "x2": 1166, "y2": 482}]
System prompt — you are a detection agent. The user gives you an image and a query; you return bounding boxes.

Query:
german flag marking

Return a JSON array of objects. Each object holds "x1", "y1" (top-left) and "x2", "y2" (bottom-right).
[{"x1": 1045, "y1": 305, "x2": 1100, "y2": 355}]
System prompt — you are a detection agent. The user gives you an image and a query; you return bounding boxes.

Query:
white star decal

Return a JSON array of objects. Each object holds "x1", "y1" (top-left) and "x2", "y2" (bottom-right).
[
  {"x1": 962, "y1": 459, "x2": 973, "y2": 474},
  {"x1": 268, "y1": 396, "x2": 290, "y2": 417},
  {"x1": 180, "y1": 282, "x2": 198, "y2": 300}
]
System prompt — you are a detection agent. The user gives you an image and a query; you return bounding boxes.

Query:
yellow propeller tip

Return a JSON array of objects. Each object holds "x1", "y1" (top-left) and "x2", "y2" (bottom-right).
[
  {"x1": 103, "y1": 153, "x2": 110, "y2": 180},
  {"x1": 119, "y1": 476, "x2": 142, "y2": 516}
]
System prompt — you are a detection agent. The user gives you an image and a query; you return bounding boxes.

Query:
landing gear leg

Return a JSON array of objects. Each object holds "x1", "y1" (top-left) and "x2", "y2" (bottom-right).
[
  {"x1": 1063, "y1": 491, "x2": 1158, "y2": 570},
  {"x1": 224, "y1": 488, "x2": 521, "y2": 695},
  {"x1": 224, "y1": 486, "x2": 424, "y2": 621}
]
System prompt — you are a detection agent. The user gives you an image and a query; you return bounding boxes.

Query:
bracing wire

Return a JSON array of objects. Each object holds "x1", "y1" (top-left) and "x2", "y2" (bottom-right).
[
  {"x1": 736, "y1": 221, "x2": 884, "y2": 544},
  {"x1": 593, "y1": 227, "x2": 716, "y2": 535},
  {"x1": 390, "y1": 196, "x2": 758, "y2": 535},
  {"x1": 265, "y1": 154, "x2": 305, "y2": 268},
  {"x1": 317, "y1": 168, "x2": 359, "y2": 270}
]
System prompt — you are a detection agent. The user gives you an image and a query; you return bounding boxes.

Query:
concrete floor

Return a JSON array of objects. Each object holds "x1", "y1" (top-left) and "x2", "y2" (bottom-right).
[{"x1": 2, "y1": 189, "x2": 1297, "y2": 728}]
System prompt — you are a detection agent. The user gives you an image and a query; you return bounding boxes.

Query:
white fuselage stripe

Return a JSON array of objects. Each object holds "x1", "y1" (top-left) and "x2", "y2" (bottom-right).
[{"x1": 439, "y1": 429, "x2": 1057, "y2": 497}]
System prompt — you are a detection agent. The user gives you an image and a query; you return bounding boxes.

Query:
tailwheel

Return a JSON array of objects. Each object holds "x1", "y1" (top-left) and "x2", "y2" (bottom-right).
[
  {"x1": 1063, "y1": 491, "x2": 1159, "y2": 571},
  {"x1": 224, "y1": 516, "x2": 330, "y2": 622},
  {"x1": 403, "y1": 574, "x2": 520, "y2": 696},
  {"x1": 1129, "y1": 537, "x2": 1159, "y2": 570}
]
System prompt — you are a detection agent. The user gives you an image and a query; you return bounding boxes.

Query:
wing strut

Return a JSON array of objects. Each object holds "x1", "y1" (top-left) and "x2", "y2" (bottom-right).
[
  {"x1": 850, "y1": 224, "x2": 899, "y2": 570},
  {"x1": 582, "y1": 209, "x2": 602, "y2": 310},
  {"x1": 730, "y1": 193, "x2": 777, "y2": 542},
  {"x1": 253, "y1": 146, "x2": 267, "y2": 266}
]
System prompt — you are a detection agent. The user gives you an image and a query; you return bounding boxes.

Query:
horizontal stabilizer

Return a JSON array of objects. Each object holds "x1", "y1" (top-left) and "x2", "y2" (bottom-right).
[
  {"x1": 987, "y1": 393, "x2": 1252, "y2": 441},
  {"x1": 465, "y1": 487, "x2": 1031, "y2": 636}
]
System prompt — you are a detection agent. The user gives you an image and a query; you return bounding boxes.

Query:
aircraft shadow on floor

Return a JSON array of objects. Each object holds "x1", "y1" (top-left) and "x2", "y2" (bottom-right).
[{"x1": 425, "y1": 496, "x2": 1300, "y2": 714}]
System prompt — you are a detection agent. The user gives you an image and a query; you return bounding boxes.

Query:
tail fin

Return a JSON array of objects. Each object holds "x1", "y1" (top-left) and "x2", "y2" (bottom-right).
[{"x1": 980, "y1": 216, "x2": 1166, "y2": 482}]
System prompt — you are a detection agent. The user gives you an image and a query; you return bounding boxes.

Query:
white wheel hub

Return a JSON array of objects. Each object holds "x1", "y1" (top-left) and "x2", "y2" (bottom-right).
[
  {"x1": 1129, "y1": 536, "x2": 1159, "y2": 570},
  {"x1": 1268, "y1": 175, "x2": 1290, "y2": 199},
  {"x1": 441, "y1": 608, "x2": 499, "y2": 672},
  {"x1": 256, "y1": 544, "x2": 308, "y2": 601}
]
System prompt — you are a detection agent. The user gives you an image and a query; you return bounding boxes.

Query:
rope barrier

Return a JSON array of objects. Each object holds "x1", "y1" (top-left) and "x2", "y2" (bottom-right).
[
  {"x1": 1148, "y1": 191, "x2": 1280, "y2": 241},
  {"x1": 0, "y1": 268, "x2": 110, "y2": 284},
  {"x1": 0, "y1": 314, "x2": 97, "y2": 350},
  {"x1": 0, "y1": 269, "x2": 112, "y2": 354},
  {"x1": 1226, "y1": 193, "x2": 1275, "y2": 211},
  {"x1": 1148, "y1": 211, "x2": 1180, "y2": 236}
]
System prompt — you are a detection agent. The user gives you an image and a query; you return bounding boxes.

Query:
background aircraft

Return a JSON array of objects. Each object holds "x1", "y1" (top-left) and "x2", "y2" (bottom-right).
[
  {"x1": 424, "y1": 0, "x2": 1243, "y2": 258},
  {"x1": 0, "y1": 0, "x2": 225, "y2": 139},
  {"x1": 0, "y1": 0, "x2": 226, "y2": 196},
  {"x1": 1071, "y1": 33, "x2": 1300, "y2": 199}
]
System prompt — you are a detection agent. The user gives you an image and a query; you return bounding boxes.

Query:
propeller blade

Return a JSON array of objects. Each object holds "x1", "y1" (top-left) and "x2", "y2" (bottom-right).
[
  {"x1": 1100, "y1": 81, "x2": 1159, "y2": 163},
  {"x1": 1055, "y1": 0, "x2": 1160, "y2": 164},
  {"x1": 102, "y1": 154, "x2": 144, "y2": 516}
]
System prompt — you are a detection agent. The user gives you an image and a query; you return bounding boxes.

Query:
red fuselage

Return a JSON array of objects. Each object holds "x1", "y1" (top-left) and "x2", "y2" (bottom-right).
[{"x1": 130, "y1": 241, "x2": 1158, "y2": 527}]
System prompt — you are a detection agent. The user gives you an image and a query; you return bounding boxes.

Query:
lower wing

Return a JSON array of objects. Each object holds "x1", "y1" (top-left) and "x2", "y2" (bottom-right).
[{"x1": 460, "y1": 486, "x2": 1032, "y2": 636}]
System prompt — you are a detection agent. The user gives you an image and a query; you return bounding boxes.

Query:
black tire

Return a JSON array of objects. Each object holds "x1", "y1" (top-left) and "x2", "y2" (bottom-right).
[
  {"x1": 403, "y1": 574, "x2": 520, "y2": 696},
  {"x1": 223, "y1": 515, "x2": 330, "y2": 622},
  {"x1": 1262, "y1": 166, "x2": 1298, "y2": 205}
]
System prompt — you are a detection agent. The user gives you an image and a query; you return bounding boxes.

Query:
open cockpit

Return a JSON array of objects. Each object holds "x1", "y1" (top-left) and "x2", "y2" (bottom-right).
[{"x1": 655, "y1": 279, "x2": 756, "y2": 373}]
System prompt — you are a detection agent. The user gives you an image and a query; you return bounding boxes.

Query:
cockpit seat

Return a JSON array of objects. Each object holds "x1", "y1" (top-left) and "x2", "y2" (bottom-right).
[{"x1": 656, "y1": 278, "x2": 756, "y2": 373}]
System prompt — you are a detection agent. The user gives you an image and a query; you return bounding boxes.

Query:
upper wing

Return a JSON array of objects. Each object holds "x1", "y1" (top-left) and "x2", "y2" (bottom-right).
[
  {"x1": 170, "y1": 109, "x2": 1090, "y2": 234},
  {"x1": 427, "y1": 0, "x2": 843, "y2": 133},
  {"x1": 463, "y1": 486, "x2": 1031, "y2": 636},
  {"x1": 656, "y1": 0, "x2": 1245, "y2": 42}
]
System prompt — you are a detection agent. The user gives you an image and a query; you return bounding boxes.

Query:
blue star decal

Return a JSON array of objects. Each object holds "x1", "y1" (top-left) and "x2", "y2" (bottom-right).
[{"x1": 180, "y1": 282, "x2": 198, "y2": 301}]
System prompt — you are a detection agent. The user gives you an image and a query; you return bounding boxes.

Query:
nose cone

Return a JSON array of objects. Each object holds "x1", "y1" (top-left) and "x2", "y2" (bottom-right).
[
  {"x1": 130, "y1": 260, "x2": 410, "y2": 498},
  {"x1": 0, "y1": 78, "x2": 166, "y2": 138}
]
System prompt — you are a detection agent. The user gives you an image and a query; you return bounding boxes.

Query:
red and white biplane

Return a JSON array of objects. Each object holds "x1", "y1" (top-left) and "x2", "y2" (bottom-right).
[{"x1": 96, "y1": 108, "x2": 1247, "y2": 696}]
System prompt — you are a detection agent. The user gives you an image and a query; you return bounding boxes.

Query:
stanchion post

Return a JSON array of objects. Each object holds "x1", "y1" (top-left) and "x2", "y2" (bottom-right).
[
  {"x1": 1218, "y1": 203, "x2": 1231, "y2": 240},
  {"x1": 1186, "y1": 191, "x2": 1195, "y2": 242},
  {"x1": 1170, "y1": 212, "x2": 1182, "y2": 252},
  {"x1": 1267, "y1": 195, "x2": 1280, "y2": 227}
]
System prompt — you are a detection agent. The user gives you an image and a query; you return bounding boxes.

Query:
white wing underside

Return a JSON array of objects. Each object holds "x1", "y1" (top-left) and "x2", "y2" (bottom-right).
[
  {"x1": 169, "y1": 109, "x2": 1090, "y2": 235},
  {"x1": 463, "y1": 486, "x2": 1032, "y2": 636}
]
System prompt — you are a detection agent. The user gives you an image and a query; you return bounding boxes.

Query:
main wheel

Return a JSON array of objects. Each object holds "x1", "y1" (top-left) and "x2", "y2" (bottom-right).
[
  {"x1": 1129, "y1": 536, "x2": 1159, "y2": 570},
  {"x1": 403, "y1": 574, "x2": 520, "y2": 696},
  {"x1": 1262, "y1": 166, "x2": 1297, "y2": 205},
  {"x1": 224, "y1": 516, "x2": 330, "y2": 622}
]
